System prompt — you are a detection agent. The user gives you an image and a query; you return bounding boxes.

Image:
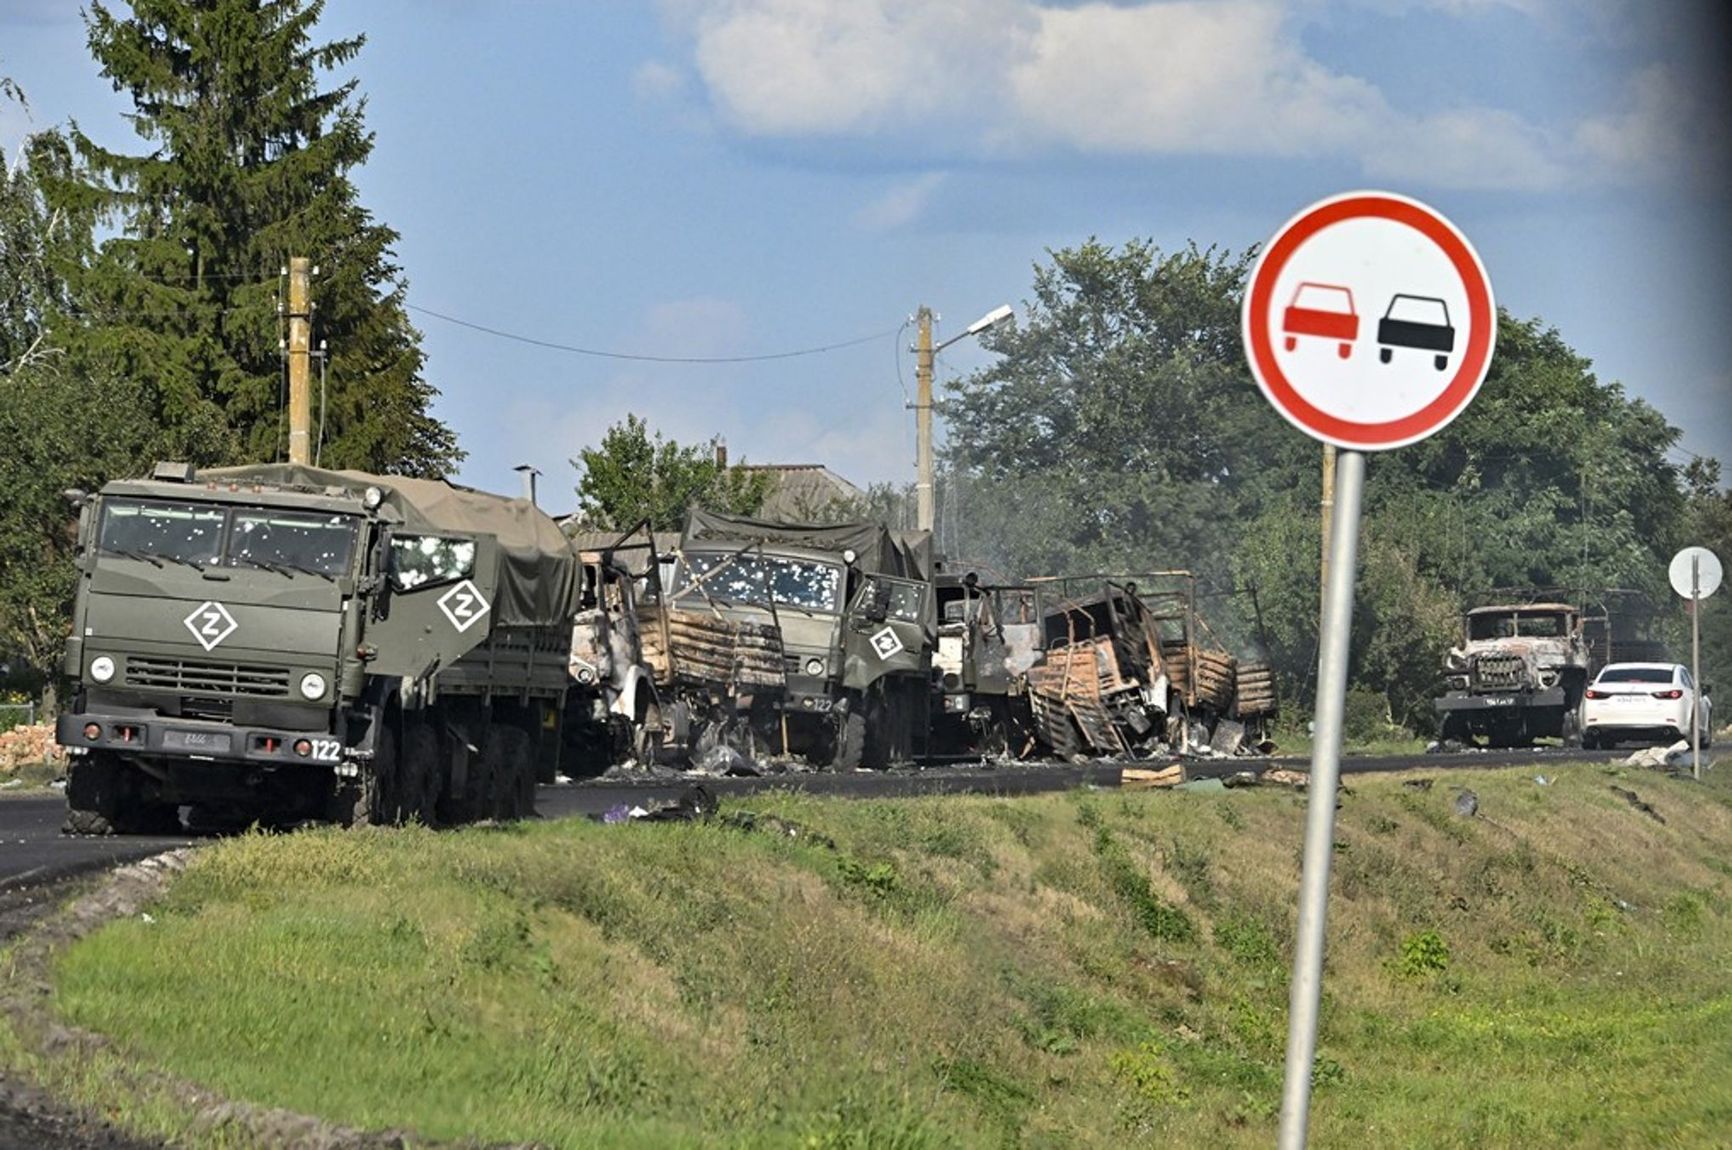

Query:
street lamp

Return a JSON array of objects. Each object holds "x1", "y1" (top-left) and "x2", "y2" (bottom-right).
[{"x1": 912, "y1": 303, "x2": 1013, "y2": 533}]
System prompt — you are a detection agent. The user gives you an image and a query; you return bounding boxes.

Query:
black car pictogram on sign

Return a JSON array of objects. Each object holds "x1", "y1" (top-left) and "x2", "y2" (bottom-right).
[{"x1": 1377, "y1": 294, "x2": 1455, "y2": 372}]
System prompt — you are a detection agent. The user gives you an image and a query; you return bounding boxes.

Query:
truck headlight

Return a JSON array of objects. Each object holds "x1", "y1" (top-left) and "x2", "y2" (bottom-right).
[
  {"x1": 89, "y1": 655, "x2": 116, "y2": 683},
  {"x1": 804, "y1": 657, "x2": 825, "y2": 676},
  {"x1": 298, "y1": 672, "x2": 328, "y2": 700}
]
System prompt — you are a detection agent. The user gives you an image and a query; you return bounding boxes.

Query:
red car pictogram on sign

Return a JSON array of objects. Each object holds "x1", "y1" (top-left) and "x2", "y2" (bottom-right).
[{"x1": 1282, "y1": 282, "x2": 1358, "y2": 359}]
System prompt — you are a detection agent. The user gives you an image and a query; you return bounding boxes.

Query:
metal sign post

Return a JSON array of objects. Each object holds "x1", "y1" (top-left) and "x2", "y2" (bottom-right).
[
  {"x1": 1278, "y1": 447, "x2": 1363, "y2": 1147},
  {"x1": 1669, "y1": 546, "x2": 1723, "y2": 781},
  {"x1": 1242, "y1": 191, "x2": 1496, "y2": 1150}
]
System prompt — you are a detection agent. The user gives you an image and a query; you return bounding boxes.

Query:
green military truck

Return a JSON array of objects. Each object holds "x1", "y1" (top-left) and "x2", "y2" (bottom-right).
[
  {"x1": 58, "y1": 462, "x2": 576, "y2": 833},
  {"x1": 659, "y1": 510, "x2": 934, "y2": 768}
]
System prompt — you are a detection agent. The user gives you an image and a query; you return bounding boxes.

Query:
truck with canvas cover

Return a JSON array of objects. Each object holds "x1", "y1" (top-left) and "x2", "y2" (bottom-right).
[
  {"x1": 658, "y1": 510, "x2": 934, "y2": 768},
  {"x1": 58, "y1": 462, "x2": 576, "y2": 833}
]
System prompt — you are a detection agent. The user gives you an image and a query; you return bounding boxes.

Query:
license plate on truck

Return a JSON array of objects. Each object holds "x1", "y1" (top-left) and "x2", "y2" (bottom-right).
[{"x1": 163, "y1": 729, "x2": 232, "y2": 753}]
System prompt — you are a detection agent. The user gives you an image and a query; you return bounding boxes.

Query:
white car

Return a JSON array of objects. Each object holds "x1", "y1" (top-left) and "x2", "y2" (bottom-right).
[{"x1": 1581, "y1": 663, "x2": 1712, "y2": 750}]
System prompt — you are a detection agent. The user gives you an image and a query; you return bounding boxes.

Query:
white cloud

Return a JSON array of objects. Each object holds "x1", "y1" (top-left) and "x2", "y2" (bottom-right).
[
  {"x1": 631, "y1": 59, "x2": 687, "y2": 104},
  {"x1": 1573, "y1": 64, "x2": 1694, "y2": 183},
  {"x1": 639, "y1": 296, "x2": 752, "y2": 359},
  {"x1": 654, "y1": 0, "x2": 1699, "y2": 193},
  {"x1": 1366, "y1": 106, "x2": 1569, "y2": 191},
  {"x1": 853, "y1": 173, "x2": 948, "y2": 231},
  {"x1": 679, "y1": 0, "x2": 1034, "y2": 137},
  {"x1": 1008, "y1": 2, "x2": 1385, "y2": 156}
]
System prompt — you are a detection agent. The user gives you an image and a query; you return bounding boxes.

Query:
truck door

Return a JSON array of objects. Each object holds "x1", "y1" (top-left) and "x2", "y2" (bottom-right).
[
  {"x1": 842, "y1": 574, "x2": 931, "y2": 691},
  {"x1": 361, "y1": 530, "x2": 501, "y2": 681}
]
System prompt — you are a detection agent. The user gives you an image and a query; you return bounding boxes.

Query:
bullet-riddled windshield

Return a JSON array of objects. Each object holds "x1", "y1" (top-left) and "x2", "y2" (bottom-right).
[
  {"x1": 228, "y1": 510, "x2": 358, "y2": 576},
  {"x1": 679, "y1": 551, "x2": 842, "y2": 613},
  {"x1": 98, "y1": 499, "x2": 357, "y2": 578}
]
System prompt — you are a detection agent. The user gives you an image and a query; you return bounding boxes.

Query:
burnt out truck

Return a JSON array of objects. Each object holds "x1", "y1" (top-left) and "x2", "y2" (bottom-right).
[
  {"x1": 58, "y1": 462, "x2": 576, "y2": 832},
  {"x1": 1434, "y1": 597, "x2": 1668, "y2": 748},
  {"x1": 928, "y1": 571, "x2": 1042, "y2": 757},
  {"x1": 1434, "y1": 601, "x2": 1591, "y2": 747},
  {"x1": 656, "y1": 510, "x2": 934, "y2": 768},
  {"x1": 1021, "y1": 573, "x2": 1275, "y2": 758}
]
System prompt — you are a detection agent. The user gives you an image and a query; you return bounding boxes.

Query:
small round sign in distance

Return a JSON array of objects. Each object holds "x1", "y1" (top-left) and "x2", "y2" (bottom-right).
[
  {"x1": 1242, "y1": 190, "x2": 1496, "y2": 451},
  {"x1": 1669, "y1": 546, "x2": 1723, "y2": 599}
]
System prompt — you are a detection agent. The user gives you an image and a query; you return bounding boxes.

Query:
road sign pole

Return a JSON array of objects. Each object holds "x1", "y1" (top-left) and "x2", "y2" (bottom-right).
[
  {"x1": 1278, "y1": 447, "x2": 1365, "y2": 1150},
  {"x1": 1693, "y1": 557, "x2": 1701, "y2": 781}
]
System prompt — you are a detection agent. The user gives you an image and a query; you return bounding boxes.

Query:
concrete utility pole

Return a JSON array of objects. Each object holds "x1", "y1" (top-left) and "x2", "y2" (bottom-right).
[
  {"x1": 286, "y1": 257, "x2": 312, "y2": 465},
  {"x1": 914, "y1": 306, "x2": 936, "y2": 533}
]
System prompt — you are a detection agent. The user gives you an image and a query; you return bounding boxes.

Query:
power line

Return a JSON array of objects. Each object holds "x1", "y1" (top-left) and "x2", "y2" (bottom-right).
[{"x1": 405, "y1": 302, "x2": 898, "y2": 365}]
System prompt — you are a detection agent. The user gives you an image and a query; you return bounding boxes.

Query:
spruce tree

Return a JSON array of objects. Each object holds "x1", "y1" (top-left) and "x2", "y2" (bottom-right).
[{"x1": 46, "y1": 0, "x2": 461, "y2": 475}]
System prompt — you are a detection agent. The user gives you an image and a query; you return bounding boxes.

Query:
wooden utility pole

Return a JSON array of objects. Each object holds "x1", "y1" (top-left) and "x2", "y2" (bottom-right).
[
  {"x1": 1320, "y1": 443, "x2": 1336, "y2": 614},
  {"x1": 914, "y1": 305, "x2": 935, "y2": 533},
  {"x1": 287, "y1": 257, "x2": 312, "y2": 465}
]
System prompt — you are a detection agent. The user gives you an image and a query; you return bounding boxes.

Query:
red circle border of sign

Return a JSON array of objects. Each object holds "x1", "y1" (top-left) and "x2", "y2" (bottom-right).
[{"x1": 1244, "y1": 192, "x2": 1494, "y2": 450}]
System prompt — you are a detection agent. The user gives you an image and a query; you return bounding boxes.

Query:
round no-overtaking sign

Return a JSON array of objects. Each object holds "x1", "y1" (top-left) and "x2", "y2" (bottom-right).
[{"x1": 1243, "y1": 191, "x2": 1496, "y2": 450}]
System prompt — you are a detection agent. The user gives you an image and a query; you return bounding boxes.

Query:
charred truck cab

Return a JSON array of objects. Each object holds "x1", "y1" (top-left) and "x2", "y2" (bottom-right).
[
  {"x1": 1434, "y1": 602, "x2": 1589, "y2": 748},
  {"x1": 665, "y1": 511, "x2": 934, "y2": 768},
  {"x1": 59, "y1": 463, "x2": 576, "y2": 833},
  {"x1": 929, "y1": 572, "x2": 1041, "y2": 757}
]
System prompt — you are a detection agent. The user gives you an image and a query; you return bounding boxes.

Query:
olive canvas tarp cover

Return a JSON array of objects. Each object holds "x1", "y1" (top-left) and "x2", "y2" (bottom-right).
[
  {"x1": 201, "y1": 464, "x2": 577, "y2": 628},
  {"x1": 681, "y1": 509, "x2": 933, "y2": 583}
]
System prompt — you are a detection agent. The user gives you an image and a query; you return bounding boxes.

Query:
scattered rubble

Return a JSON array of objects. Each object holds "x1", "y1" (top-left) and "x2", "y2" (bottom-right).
[
  {"x1": 1609, "y1": 785, "x2": 1665, "y2": 824},
  {"x1": 0, "y1": 724, "x2": 62, "y2": 774},
  {"x1": 1622, "y1": 740, "x2": 1691, "y2": 770}
]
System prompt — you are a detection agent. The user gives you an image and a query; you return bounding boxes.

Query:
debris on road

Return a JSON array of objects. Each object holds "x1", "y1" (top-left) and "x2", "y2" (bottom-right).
[
  {"x1": 1622, "y1": 740, "x2": 1690, "y2": 769},
  {"x1": 1121, "y1": 765, "x2": 1184, "y2": 789},
  {"x1": 1610, "y1": 785, "x2": 1665, "y2": 824}
]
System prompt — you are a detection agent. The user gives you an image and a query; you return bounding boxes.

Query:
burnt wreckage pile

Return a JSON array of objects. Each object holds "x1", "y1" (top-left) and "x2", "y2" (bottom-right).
[{"x1": 54, "y1": 460, "x2": 1281, "y2": 835}]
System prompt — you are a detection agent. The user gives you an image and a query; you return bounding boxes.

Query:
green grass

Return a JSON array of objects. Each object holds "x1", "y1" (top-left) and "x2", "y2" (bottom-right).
[{"x1": 11, "y1": 762, "x2": 1732, "y2": 1147}]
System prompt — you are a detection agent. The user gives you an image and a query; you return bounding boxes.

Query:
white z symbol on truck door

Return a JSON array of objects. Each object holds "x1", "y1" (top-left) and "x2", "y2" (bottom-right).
[{"x1": 437, "y1": 580, "x2": 491, "y2": 633}]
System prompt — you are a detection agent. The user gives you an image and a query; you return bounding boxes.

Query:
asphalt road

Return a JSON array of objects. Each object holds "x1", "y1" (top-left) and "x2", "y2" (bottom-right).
[{"x1": 0, "y1": 743, "x2": 1658, "y2": 890}]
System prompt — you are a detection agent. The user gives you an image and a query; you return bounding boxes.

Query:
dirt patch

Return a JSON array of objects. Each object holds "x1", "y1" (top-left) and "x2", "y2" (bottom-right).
[{"x1": 0, "y1": 852, "x2": 545, "y2": 1149}]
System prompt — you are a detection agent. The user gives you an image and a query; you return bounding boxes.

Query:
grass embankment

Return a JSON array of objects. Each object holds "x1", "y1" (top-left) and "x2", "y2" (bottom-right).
[{"x1": 12, "y1": 764, "x2": 1732, "y2": 1147}]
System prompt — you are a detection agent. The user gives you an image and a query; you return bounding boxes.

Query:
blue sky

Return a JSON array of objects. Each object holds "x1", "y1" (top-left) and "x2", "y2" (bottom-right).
[{"x1": 3, "y1": 0, "x2": 1729, "y2": 509}]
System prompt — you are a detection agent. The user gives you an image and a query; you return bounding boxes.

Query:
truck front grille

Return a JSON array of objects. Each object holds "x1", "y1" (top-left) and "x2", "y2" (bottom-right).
[
  {"x1": 125, "y1": 657, "x2": 292, "y2": 698},
  {"x1": 1471, "y1": 654, "x2": 1526, "y2": 691}
]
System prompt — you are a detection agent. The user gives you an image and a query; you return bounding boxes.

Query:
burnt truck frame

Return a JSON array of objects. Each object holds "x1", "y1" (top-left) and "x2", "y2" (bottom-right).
[
  {"x1": 1434, "y1": 602, "x2": 1592, "y2": 748},
  {"x1": 58, "y1": 463, "x2": 574, "y2": 833},
  {"x1": 928, "y1": 571, "x2": 1042, "y2": 758},
  {"x1": 660, "y1": 511, "x2": 935, "y2": 769}
]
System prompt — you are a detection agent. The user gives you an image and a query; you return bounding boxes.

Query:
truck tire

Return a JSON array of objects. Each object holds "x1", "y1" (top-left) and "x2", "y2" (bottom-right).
[
  {"x1": 64, "y1": 753, "x2": 177, "y2": 836},
  {"x1": 339, "y1": 717, "x2": 400, "y2": 828},
  {"x1": 402, "y1": 719, "x2": 442, "y2": 826},
  {"x1": 499, "y1": 724, "x2": 536, "y2": 820},
  {"x1": 831, "y1": 711, "x2": 866, "y2": 770}
]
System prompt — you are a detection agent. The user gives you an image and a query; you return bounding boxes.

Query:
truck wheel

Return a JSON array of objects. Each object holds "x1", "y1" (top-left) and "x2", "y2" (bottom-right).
[
  {"x1": 503, "y1": 725, "x2": 536, "y2": 820},
  {"x1": 402, "y1": 720, "x2": 442, "y2": 826},
  {"x1": 341, "y1": 718, "x2": 399, "y2": 827},
  {"x1": 831, "y1": 711, "x2": 866, "y2": 770},
  {"x1": 1561, "y1": 710, "x2": 1582, "y2": 749},
  {"x1": 64, "y1": 753, "x2": 177, "y2": 836}
]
